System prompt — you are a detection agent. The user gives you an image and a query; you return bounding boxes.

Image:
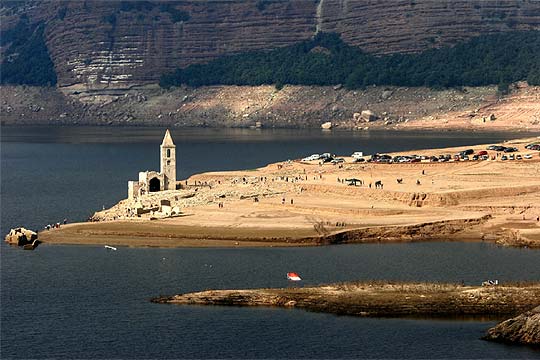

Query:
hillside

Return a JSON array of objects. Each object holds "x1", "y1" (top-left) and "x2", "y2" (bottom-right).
[
  {"x1": 1, "y1": 83, "x2": 539, "y2": 131},
  {"x1": 1, "y1": 0, "x2": 540, "y2": 90}
]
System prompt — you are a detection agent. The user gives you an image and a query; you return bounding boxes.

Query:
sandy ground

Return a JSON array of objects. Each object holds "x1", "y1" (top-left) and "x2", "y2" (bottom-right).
[{"x1": 38, "y1": 136, "x2": 540, "y2": 248}]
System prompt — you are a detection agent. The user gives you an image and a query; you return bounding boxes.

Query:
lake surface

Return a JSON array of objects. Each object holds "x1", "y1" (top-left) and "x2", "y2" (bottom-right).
[{"x1": 1, "y1": 126, "x2": 539, "y2": 358}]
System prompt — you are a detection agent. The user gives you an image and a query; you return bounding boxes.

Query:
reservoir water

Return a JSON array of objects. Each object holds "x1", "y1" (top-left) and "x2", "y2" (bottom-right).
[{"x1": 1, "y1": 126, "x2": 539, "y2": 358}]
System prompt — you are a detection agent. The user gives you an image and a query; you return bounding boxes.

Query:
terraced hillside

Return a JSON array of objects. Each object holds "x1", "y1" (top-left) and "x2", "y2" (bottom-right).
[{"x1": 1, "y1": 0, "x2": 539, "y2": 90}]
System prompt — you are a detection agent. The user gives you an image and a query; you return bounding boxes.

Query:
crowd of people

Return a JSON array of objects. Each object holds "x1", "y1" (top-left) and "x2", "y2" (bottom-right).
[{"x1": 44, "y1": 219, "x2": 67, "y2": 231}]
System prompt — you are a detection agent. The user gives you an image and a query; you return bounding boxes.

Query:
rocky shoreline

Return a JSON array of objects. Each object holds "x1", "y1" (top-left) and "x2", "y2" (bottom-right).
[
  {"x1": 2, "y1": 83, "x2": 539, "y2": 131},
  {"x1": 151, "y1": 282, "x2": 540, "y2": 321},
  {"x1": 36, "y1": 216, "x2": 493, "y2": 248},
  {"x1": 484, "y1": 306, "x2": 540, "y2": 345}
]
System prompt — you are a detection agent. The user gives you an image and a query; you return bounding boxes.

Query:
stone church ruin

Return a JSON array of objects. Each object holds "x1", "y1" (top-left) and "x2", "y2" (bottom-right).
[{"x1": 128, "y1": 129, "x2": 177, "y2": 200}]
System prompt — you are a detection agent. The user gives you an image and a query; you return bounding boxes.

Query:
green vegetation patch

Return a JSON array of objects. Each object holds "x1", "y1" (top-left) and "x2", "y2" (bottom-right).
[
  {"x1": 160, "y1": 32, "x2": 540, "y2": 90},
  {"x1": 0, "y1": 19, "x2": 57, "y2": 86}
]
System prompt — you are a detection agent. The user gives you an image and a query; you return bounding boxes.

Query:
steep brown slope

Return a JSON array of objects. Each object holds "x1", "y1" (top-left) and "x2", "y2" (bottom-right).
[{"x1": 1, "y1": 0, "x2": 540, "y2": 90}]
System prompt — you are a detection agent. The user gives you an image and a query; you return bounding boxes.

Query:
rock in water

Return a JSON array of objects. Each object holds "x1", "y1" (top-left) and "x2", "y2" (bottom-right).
[
  {"x1": 321, "y1": 121, "x2": 332, "y2": 130},
  {"x1": 5, "y1": 227, "x2": 38, "y2": 247},
  {"x1": 483, "y1": 306, "x2": 540, "y2": 345}
]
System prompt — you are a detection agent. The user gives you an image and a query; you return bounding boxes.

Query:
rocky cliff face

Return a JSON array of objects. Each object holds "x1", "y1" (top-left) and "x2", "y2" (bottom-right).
[
  {"x1": 1, "y1": 0, "x2": 540, "y2": 90},
  {"x1": 1, "y1": 1, "x2": 317, "y2": 90},
  {"x1": 319, "y1": 0, "x2": 540, "y2": 55}
]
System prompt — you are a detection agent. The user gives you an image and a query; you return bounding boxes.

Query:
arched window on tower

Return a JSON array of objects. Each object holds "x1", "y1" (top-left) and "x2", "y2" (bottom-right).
[{"x1": 166, "y1": 149, "x2": 171, "y2": 158}]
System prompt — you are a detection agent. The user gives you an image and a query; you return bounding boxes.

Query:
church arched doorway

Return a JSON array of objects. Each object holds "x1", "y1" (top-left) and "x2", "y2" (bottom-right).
[{"x1": 149, "y1": 177, "x2": 160, "y2": 192}]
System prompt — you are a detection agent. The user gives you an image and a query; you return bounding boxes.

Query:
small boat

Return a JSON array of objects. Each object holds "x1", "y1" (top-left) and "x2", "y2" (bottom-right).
[
  {"x1": 287, "y1": 272, "x2": 302, "y2": 281},
  {"x1": 104, "y1": 245, "x2": 117, "y2": 251}
]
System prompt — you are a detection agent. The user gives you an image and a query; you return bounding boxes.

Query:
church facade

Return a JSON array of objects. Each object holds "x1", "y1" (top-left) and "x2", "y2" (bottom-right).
[{"x1": 128, "y1": 130, "x2": 177, "y2": 200}]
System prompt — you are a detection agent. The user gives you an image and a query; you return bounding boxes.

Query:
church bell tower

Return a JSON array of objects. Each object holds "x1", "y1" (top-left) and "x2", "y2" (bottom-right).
[{"x1": 160, "y1": 129, "x2": 176, "y2": 190}]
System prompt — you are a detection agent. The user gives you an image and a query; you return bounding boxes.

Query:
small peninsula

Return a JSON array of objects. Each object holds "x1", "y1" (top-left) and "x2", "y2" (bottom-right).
[
  {"x1": 151, "y1": 282, "x2": 540, "y2": 320},
  {"x1": 37, "y1": 133, "x2": 540, "y2": 249}
]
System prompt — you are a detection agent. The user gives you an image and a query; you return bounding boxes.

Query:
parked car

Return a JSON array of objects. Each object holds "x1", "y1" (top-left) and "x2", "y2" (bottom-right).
[
  {"x1": 331, "y1": 158, "x2": 345, "y2": 164},
  {"x1": 504, "y1": 147, "x2": 518, "y2": 153},
  {"x1": 472, "y1": 155, "x2": 479, "y2": 161},
  {"x1": 501, "y1": 155, "x2": 508, "y2": 160},
  {"x1": 372, "y1": 154, "x2": 392, "y2": 163},
  {"x1": 322, "y1": 156, "x2": 334, "y2": 163},
  {"x1": 477, "y1": 150, "x2": 488, "y2": 156},
  {"x1": 516, "y1": 155, "x2": 522, "y2": 160},
  {"x1": 302, "y1": 154, "x2": 320, "y2": 161},
  {"x1": 524, "y1": 154, "x2": 533, "y2": 159},
  {"x1": 351, "y1": 151, "x2": 364, "y2": 159}
]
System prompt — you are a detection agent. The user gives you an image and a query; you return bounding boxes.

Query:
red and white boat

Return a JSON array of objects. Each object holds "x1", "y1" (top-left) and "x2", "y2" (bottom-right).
[{"x1": 286, "y1": 272, "x2": 302, "y2": 281}]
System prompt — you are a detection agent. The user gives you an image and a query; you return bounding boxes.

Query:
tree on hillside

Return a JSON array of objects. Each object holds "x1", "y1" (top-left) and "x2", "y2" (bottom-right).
[{"x1": 160, "y1": 31, "x2": 540, "y2": 90}]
